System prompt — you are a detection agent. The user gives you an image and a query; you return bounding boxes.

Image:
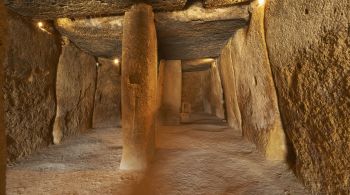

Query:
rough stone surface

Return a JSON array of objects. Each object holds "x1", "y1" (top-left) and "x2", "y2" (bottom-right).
[
  {"x1": 120, "y1": 4, "x2": 158, "y2": 170},
  {"x1": 55, "y1": 2, "x2": 249, "y2": 59},
  {"x1": 0, "y1": 2, "x2": 7, "y2": 194},
  {"x1": 160, "y1": 60, "x2": 182, "y2": 125},
  {"x1": 182, "y1": 70, "x2": 211, "y2": 113},
  {"x1": 208, "y1": 61, "x2": 225, "y2": 119},
  {"x1": 93, "y1": 58, "x2": 121, "y2": 128},
  {"x1": 55, "y1": 17, "x2": 124, "y2": 58},
  {"x1": 219, "y1": 4, "x2": 287, "y2": 160},
  {"x1": 204, "y1": 0, "x2": 250, "y2": 8},
  {"x1": 5, "y1": 0, "x2": 187, "y2": 19},
  {"x1": 266, "y1": 0, "x2": 350, "y2": 193},
  {"x1": 4, "y1": 12, "x2": 61, "y2": 161},
  {"x1": 6, "y1": 114, "x2": 309, "y2": 195},
  {"x1": 52, "y1": 43, "x2": 96, "y2": 144}
]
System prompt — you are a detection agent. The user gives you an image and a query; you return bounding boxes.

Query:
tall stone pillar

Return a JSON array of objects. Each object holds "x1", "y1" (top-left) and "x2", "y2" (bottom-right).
[
  {"x1": 120, "y1": 3, "x2": 158, "y2": 170},
  {"x1": 161, "y1": 60, "x2": 182, "y2": 125},
  {"x1": 0, "y1": 2, "x2": 7, "y2": 194}
]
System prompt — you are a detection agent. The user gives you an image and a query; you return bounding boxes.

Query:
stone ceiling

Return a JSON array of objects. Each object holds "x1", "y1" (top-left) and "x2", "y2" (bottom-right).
[{"x1": 6, "y1": 0, "x2": 250, "y2": 60}]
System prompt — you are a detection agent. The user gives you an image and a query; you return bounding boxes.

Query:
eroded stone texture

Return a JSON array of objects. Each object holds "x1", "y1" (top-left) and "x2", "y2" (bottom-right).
[
  {"x1": 160, "y1": 60, "x2": 182, "y2": 125},
  {"x1": 5, "y1": 0, "x2": 187, "y2": 19},
  {"x1": 203, "y1": 0, "x2": 250, "y2": 8},
  {"x1": 120, "y1": 4, "x2": 157, "y2": 170},
  {"x1": 55, "y1": 17, "x2": 124, "y2": 58},
  {"x1": 266, "y1": 0, "x2": 350, "y2": 193},
  {"x1": 219, "y1": 4, "x2": 287, "y2": 160},
  {"x1": 0, "y1": 2, "x2": 7, "y2": 194},
  {"x1": 4, "y1": 12, "x2": 61, "y2": 161},
  {"x1": 55, "y1": 2, "x2": 249, "y2": 59},
  {"x1": 208, "y1": 61, "x2": 225, "y2": 119},
  {"x1": 182, "y1": 70, "x2": 211, "y2": 113},
  {"x1": 53, "y1": 42, "x2": 96, "y2": 144},
  {"x1": 93, "y1": 58, "x2": 121, "y2": 128},
  {"x1": 156, "y1": 2, "x2": 249, "y2": 59}
]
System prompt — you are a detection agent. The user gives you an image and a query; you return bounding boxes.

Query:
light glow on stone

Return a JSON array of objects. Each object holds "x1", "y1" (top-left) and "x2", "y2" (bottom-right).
[
  {"x1": 113, "y1": 58, "x2": 120, "y2": 65},
  {"x1": 37, "y1": 22, "x2": 44, "y2": 28},
  {"x1": 258, "y1": 0, "x2": 265, "y2": 6}
]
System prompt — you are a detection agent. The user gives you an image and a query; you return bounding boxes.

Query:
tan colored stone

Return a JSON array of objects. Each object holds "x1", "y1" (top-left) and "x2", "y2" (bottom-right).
[
  {"x1": 120, "y1": 3, "x2": 158, "y2": 170},
  {"x1": 208, "y1": 61, "x2": 225, "y2": 119},
  {"x1": 203, "y1": 0, "x2": 250, "y2": 8},
  {"x1": 266, "y1": 0, "x2": 350, "y2": 193},
  {"x1": 4, "y1": 11, "x2": 61, "y2": 161},
  {"x1": 53, "y1": 42, "x2": 96, "y2": 144},
  {"x1": 160, "y1": 60, "x2": 182, "y2": 125},
  {"x1": 219, "y1": 3, "x2": 287, "y2": 160},
  {"x1": 93, "y1": 58, "x2": 121, "y2": 128},
  {"x1": 0, "y1": 2, "x2": 7, "y2": 194}
]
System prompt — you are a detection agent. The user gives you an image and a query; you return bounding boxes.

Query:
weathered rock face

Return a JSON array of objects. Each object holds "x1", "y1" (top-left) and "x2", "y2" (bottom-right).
[
  {"x1": 4, "y1": 12, "x2": 61, "y2": 161},
  {"x1": 219, "y1": 3, "x2": 287, "y2": 160},
  {"x1": 0, "y1": 2, "x2": 8, "y2": 194},
  {"x1": 208, "y1": 61, "x2": 225, "y2": 119},
  {"x1": 203, "y1": 0, "x2": 250, "y2": 8},
  {"x1": 156, "y1": 2, "x2": 249, "y2": 60},
  {"x1": 182, "y1": 70, "x2": 211, "y2": 113},
  {"x1": 55, "y1": 17, "x2": 124, "y2": 58},
  {"x1": 159, "y1": 60, "x2": 182, "y2": 125},
  {"x1": 5, "y1": 0, "x2": 187, "y2": 19},
  {"x1": 93, "y1": 58, "x2": 121, "y2": 128},
  {"x1": 266, "y1": 0, "x2": 350, "y2": 193},
  {"x1": 120, "y1": 4, "x2": 157, "y2": 170},
  {"x1": 52, "y1": 43, "x2": 96, "y2": 144},
  {"x1": 55, "y1": 2, "x2": 249, "y2": 59}
]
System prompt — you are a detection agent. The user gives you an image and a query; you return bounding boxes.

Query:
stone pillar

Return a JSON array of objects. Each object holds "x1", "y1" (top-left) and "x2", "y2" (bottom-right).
[
  {"x1": 120, "y1": 3, "x2": 158, "y2": 170},
  {"x1": 0, "y1": 2, "x2": 7, "y2": 194},
  {"x1": 161, "y1": 60, "x2": 182, "y2": 125}
]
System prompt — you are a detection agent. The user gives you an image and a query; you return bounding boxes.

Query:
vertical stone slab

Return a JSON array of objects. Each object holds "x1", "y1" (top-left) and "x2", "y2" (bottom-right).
[
  {"x1": 120, "y1": 3, "x2": 157, "y2": 170},
  {"x1": 208, "y1": 61, "x2": 225, "y2": 119},
  {"x1": 266, "y1": 0, "x2": 350, "y2": 193},
  {"x1": 53, "y1": 42, "x2": 97, "y2": 144},
  {"x1": 161, "y1": 60, "x2": 182, "y2": 125},
  {"x1": 0, "y1": 2, "x2": 7, "y2": 194},
  {"x1": 93, "y1": 58, "x2": 121, "y2": 128}
]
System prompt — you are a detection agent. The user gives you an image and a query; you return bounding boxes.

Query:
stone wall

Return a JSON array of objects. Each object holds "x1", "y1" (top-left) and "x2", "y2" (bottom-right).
[
  {"x1": 218, "y1": 3, "x2": 286, "y2": 160},
  {"x1": 53, "y1": 42, "x2": 96, "y2": 144},
  {"x1": 181, "y1": 70, "x2": 211, "y2": 113},
  {"x1": 208, "y1": 62, "x2": 225, "y2": 119},
  {"x1": 4, "y1": 12, "x2": 61, "y2": 161},
  {"x1": 93, "y1": 58, "x2": 121, "y2": 128},
  {"x1": 0, "y1": 2, "x2": 8, "y2": 194},
  {"x1": 266, "y1": 0, "x2": 350, "y2": 193}
]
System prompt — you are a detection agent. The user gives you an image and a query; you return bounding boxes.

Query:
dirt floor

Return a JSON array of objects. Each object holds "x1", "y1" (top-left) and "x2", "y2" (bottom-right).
[{"x1": 6, "y1": 113, "x2": 309, "y2": 195}]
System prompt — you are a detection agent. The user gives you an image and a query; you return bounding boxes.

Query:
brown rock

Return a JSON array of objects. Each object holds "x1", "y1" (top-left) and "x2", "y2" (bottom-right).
[
  {"x1": 203, "y1": 0, "x2": 250, "y2": 8},
  {"x1": 159, "y1": 60, "x2": 182, "y2": 125},
  {"x1": 208, "y1": 61, "x2": 225, "y2": 119},
  {"x1": 182, "y1": 70, "x2": 211, "y2": 113},
  {"x1": 93, "y1": 58, "x2": 121, "y2": 128},
  {"x1": 266, "y1": 0, "x2": 350, "y2": 193},
  {"x1": 4, "y1": 12, "x2": 61, "y2": 161},
  {"x1": 120, "y1": 3, "x2": 158, "y2": 170},
  {"x1": 0, "y1": 2, "x2": 7, "y2": 194},
  {"x1": 5, "y1": 0, "x2": 187, "y2": 19},
  {"x1": 53, "y1": 42, "x2": 96, "y2": 144},
  {"x1": 219, "y1": 2, "x2": 287, "y2": 160},
  {"x1": 55, "y1": 2, "x2": 249, "y2": 59}
]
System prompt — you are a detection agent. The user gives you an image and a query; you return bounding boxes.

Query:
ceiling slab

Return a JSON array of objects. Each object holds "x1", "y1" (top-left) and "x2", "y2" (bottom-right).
[
  {"x1": 203, "y1": 0, "x2": 251, "y2": 8},
  {"x1": 5, "y1": 0, "x2": 187, "y2": 19},
  {"x1": 55, "y1": 2, "x2": 249, "y2": 59}
]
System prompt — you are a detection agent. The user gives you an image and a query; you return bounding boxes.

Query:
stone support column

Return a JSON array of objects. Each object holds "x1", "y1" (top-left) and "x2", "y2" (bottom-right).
[
  {"x1": 120, "y1": 3, "x2": 158, "y2": 170},
  {"x1": 161, "y1": 60, "x2": 182, "y2": 125}
]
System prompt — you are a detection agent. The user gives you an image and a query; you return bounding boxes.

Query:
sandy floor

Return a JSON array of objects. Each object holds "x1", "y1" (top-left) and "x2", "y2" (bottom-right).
[{"x1": 7, "y1": 113, "x2": 309, "y2": 195}]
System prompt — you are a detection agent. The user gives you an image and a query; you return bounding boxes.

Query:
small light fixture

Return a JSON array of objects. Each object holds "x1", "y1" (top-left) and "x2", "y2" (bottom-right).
[
  {"x1": 37, "y1": 21, "x2": 44, "y2": 28},
  {"x1": 258, "y1": 0, "x2": 265, "y2": 6},
  {"x1": 113, "y1": 58, "x2": 120, "y2": 65}
]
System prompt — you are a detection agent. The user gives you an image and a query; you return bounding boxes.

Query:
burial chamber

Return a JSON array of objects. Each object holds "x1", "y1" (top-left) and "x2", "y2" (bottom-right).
[{"x1": 0, "y1": 0, "x2": 349, "y2": 194}]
